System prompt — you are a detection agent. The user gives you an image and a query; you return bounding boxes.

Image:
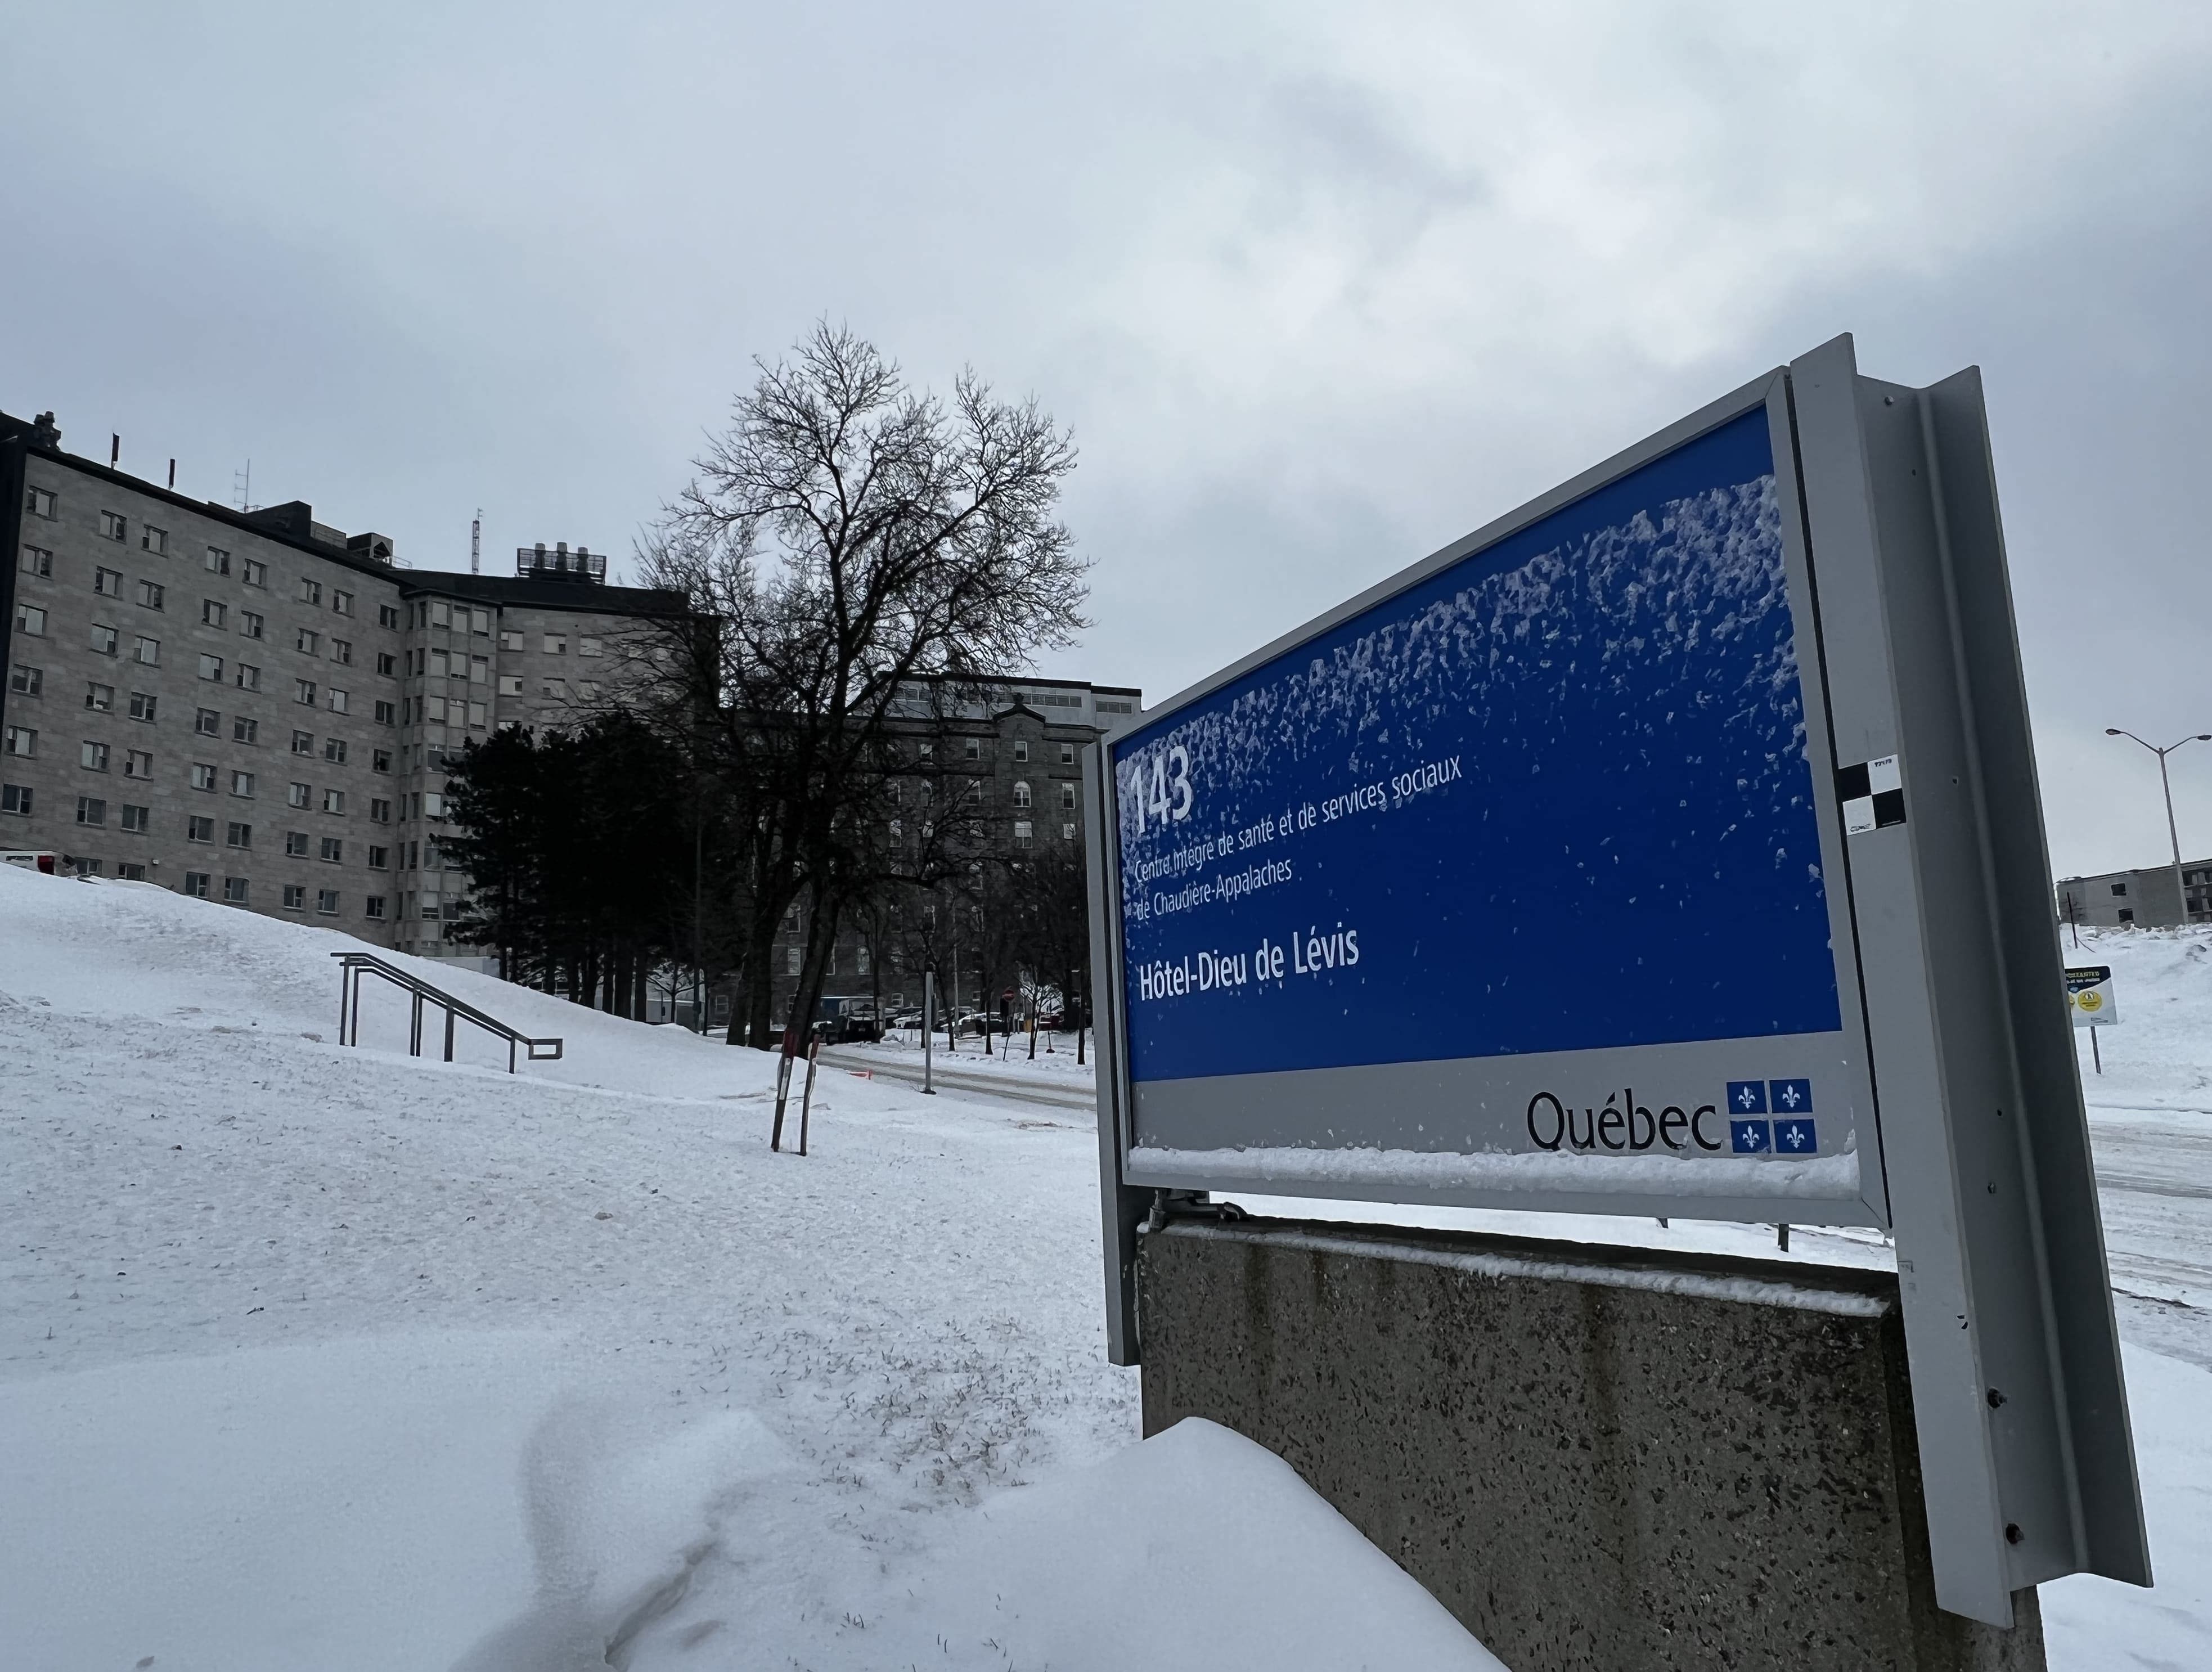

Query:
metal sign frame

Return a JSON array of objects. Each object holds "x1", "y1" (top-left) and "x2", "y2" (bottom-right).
[{"x1": 1086, "y1": 335, "x2": 2148, "y2": 1623}]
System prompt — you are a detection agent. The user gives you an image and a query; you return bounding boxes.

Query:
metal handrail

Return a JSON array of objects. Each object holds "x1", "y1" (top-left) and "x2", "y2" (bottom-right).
[{"x1": 330, "y1": 950, "x2": 564, "y2": 1072}]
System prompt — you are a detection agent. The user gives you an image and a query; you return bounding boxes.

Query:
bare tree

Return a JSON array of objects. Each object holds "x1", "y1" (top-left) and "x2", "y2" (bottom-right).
[{"x1": 636, "y1": 323, "x2": 1089, "y2": 1076}]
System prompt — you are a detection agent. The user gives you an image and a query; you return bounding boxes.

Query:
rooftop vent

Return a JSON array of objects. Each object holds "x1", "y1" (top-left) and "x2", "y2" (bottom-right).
[{"x1": 516, "y1": 541, "x2": 605, "y2": 583}]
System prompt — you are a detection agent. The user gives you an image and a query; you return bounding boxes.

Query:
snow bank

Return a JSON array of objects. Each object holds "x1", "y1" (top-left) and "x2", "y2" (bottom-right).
[{"x1": 887, "y1": 1416, "x2": 1504, "y2": 1670}]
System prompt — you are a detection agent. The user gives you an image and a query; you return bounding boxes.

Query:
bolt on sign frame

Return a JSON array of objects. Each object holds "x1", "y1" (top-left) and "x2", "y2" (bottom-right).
[{"x1": 1083, "y1": 335, "x2": 2148, "y2": 1624}]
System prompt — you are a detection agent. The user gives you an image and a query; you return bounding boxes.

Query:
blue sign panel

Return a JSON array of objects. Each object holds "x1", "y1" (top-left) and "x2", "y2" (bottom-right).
[{"x1": 1113, "y1": 409, "x2": 1840, "y2": 1088}]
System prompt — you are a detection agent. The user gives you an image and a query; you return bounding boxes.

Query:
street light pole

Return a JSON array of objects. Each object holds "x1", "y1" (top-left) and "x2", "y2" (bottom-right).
[{"x1": 2105, "y1": 728, "x2": 2212, "y2": 924}]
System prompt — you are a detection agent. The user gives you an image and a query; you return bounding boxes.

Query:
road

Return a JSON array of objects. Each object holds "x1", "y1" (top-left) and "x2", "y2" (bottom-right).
[{"x1": 817, "y1": 1044, "x2": 1098, "y2": 1112}]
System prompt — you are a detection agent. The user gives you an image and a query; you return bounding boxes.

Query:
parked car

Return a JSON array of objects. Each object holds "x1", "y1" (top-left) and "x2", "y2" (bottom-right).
[
  {"x1": 885, "y1": 1008, "x2": 924, "y2": 1031},
  {"x1": 1, "y1": 851, "x2": 61, "y2": 874},
  {"x1": 811, "y1": 995, "x2": 882, "y2": 1044}
]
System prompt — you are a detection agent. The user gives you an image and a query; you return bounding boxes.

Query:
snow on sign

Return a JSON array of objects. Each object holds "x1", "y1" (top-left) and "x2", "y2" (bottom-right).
[
  {"x1": 1085, "y1": 335, "x2": 2147, "y2": 1622},
  {"x1": 2065, "y1": 964, "x2": 2119, "y2": 1027}
]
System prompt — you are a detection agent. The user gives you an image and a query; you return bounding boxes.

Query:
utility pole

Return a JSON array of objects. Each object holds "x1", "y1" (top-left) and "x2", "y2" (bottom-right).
[{"x1": 2106, "y1": 729, "x2": 2212, "y2": 924}]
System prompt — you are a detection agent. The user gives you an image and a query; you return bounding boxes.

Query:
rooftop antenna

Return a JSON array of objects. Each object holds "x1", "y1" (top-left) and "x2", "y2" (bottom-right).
[
  {"x1": 232, "y1": 460, "x2": 253, "y2": 513},
  {"x1": 471, "y1": 509, "x2": 482, "y2": 574}
]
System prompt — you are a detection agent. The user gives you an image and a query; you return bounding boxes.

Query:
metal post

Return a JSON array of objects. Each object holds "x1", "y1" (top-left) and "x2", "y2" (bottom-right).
[
  {"x1": 921, "y1": 968, "x2": 936, "y2": 1094},
  {"x1": 410, "y1": 989, "x2": 423, "y2": 1056},
  {"x1": 444, "y1": 1004, "x2": 456, "y2": 1063},
  {"x1": 2091, "y1": 1026, "x2": 2102, "y2": 1075}
]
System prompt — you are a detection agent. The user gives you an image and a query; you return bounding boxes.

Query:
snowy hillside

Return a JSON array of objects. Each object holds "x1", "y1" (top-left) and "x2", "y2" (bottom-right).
[
  {"x1": 1, "y1": 866, "x2": 2207, "y2": 1669},
  {"x1": 0, "y1": 866, "x2": 1499, "y2": 1671}
]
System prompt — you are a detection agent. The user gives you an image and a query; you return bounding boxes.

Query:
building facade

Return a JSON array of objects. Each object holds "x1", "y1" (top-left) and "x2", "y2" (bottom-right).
[
  {"x1": 2, "y1": 411, "x2": 685, "y2": 971},
  {"x1": 2054, "y1": 860, "x2": 2212, "y2": 931},
  {"x1": 763, "y1": 676, "x2": 1140, "y2": 1028}
]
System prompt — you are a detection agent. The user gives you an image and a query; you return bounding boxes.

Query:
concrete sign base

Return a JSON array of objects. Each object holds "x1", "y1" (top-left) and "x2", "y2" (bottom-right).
[{"x1": 1138, "y1": 1216, "x2": 2044, "y2": 1672}]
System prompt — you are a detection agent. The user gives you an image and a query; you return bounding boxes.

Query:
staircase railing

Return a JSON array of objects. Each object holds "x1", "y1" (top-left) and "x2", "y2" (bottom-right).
[{"x1": 330, "y1": 951, "x2": 564, "y2": 1072}]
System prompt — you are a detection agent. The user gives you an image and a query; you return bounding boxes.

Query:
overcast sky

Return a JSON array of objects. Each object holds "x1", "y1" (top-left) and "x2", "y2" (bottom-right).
[{"x1": 5, "y1": 3, "x2": 2209, "y2": 877}]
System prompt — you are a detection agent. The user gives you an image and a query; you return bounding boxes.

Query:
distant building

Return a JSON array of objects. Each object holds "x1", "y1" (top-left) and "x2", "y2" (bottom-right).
[
  {"x1": 762, "y1": 676, "x2": 1139, "y2": 1027},
  {"x1": 2054, "y1": 861, "x2": 2212, "y2": 931},
  {"x1": 2, "y1": 410, "x2": 689, "y2": 972}
]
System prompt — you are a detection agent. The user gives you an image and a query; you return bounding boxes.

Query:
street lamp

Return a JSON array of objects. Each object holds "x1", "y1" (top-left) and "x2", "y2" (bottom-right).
[{"x1": 2105, "y1": 729, "x2": 2212, "y2": 924}]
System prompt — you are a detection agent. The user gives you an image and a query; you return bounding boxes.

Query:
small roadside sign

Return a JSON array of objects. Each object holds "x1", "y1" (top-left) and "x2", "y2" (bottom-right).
[{"x1": 2065, "y1": 965, "x2": 2119, "y2": 1028}]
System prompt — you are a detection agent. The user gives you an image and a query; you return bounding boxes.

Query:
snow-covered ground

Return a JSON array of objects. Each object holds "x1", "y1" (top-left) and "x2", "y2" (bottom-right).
[{"x1": 0, "y1": 868, "x2": 2206, "y2": 1668}]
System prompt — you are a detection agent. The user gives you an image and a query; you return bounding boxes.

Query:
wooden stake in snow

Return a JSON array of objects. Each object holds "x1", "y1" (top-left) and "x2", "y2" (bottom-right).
[
  {"x1": 770, "y1": 1026, "x2": 802, "y2": 1150},
  {"x1": 798, "y1": 1032, "x2": 821, "y2": 1156}
]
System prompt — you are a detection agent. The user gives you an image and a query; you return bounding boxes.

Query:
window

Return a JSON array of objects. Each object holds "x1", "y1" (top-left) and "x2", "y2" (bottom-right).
[
  {"x1": 141, "y1": 525, "x2": 168, "y2": 555},
  {"x1": 230, "y1": 770, "x2": 255, "y2": 798},
  {"x1": 201, "y1": 599, "x2": 227, "y2": 628},
  {"x1": 240, "y1": 610, "x2": 264, "y2": 639},
  {"x1": 430, "y1": 601, "x2": 452, "y2": 628},
  {"x1": 129, "y1": 690, "x2": 156, "y2": 722},
  {"x1": 190, "y1": 762, "x2": 217, "y2": 791},
  {"x1": 374, "y1": 699, "x2": 397, "y2": 726},
  {"x1": 543, "y1": 633, "x2": 567, "y2": 654},
  {"x1": 9, "y1": 664, "x2": 40, "y2": 697},
  {"x1": 85, "y1": 682, "x2": 114, "y2": 712},
  {"x1": 1060, "y1": 783, "x2": 1077, "y2": 811},
  {"x1": 316, "y1": 889, "x2": 339, "y2": 915},
  {"x1": 579, "y1": 636, "x2": 602, "y2": 658},
  {"x1": 197, "y1": 653, "x2": 223, "y2": 682},
  {"x1": 295, "y1": 678, "x2": 316, "y2": 705},
  {"x1": 20, "y1": 544, "x2": 52, "y2": 577},
  {"x1": 232, "y1": 716, "x2": 259, "y2": 745},
  {"x1": 470, "y1": 608, "x2": 491, "y2": 636},
  {"x1": 572, "y1": 683, "x2": 599, "y2": 704},
  {"x1": 3, "y1": 726, "x2": 37, "y2": 758},
  {"x1": 365, "y1": 895, "x2": 386, "y2": 920},
  {"x1": 75, "y1": 795, "x2": 106, "y2": 826},
  {"x1": 320, "y1": 836, "x2": 343, "y2": 864},
  {"x1": 291, "y1": 730, "x2": 314, "y2": 755},
  {"x1": 80, "y1": 740, "x2": 110, "y2": 771},
  {"x1": 1, "y1": 784, "x2": 29, "y2": 816},
  {"x1": 537, "y1": 680, "x2": 563, "y2": 701},
  {"x1": 222, "y1": 877, "x2": 249, "y2": 904},
  {"x1": 500, "y1": 629, "x2": 523, "y2": 651},
  {"x1": 327, "y1": 688, "x2": 348, "y2": 714},
  {"x1": 124, "y1": 749, "x2": 152, "y2": 779},
  {"x1": 469, "y1": 655, "x2": 488, "y2": 683},
  {"x1": 964, "y1": 738, "x2": 981, "y2": 760},
  {"x1": 15, "y1": 603, "x2": 47, "y2": 637},
  {"x1": 117, "y1": 862, "x2": 147, "y2": 880},
  {"x1": 430, "y1": 648, "x2": 449, "y2": 678},
  {"x1": 376, "y1": 651, "x2": 397, "y2": 677},
  {"x1": 378, "y1": 604, "x2": 401, "y2": 630},
  {"x1": 25, "y1": 486, "x2": 56, "y2": 519},
  {"x1": 370, "y1": 797, "x2": 392, "y2": 823},
  {"x1": 95, "y1": 567, "x2": 123, "y2": 597},
  {"x1": 285, "y1": 831, "x2": 309, "y2": 857},
  {"x1": 133, "y1": 636, "x2": 159, "y2": 666},
  {"x1": 100, "y1": 511, "x2": 127, "y2": 542},
  {"x1": 322, "y1": 788, "x2": 345, "y2": 815},
  {"x1": 295, "y1": 628, "x2": 320, "y2": 657},
  {"x1": 368, "y1": 844, "x2": 390, "y2": 870},
  {"x1": 187, "y1": 816, "x2": 215, "y2": 843},
  {"x1": 235, "y1": 663, "x2": 261, "y2": 692},
  {"x1": 1096, "y1": 699, "x2": 1134, "y2": 714},
  {"x1": 331, "y1": 590, "x2": 353, "y2": 616},
  {"x1": 183, "y1": 872, "x2": 210, "y2": 898},
  {"x1": 289, "y1": 782, "x2": 311, "y2": 808},
  {"x1": 1013, "y1": 781, "x2": 1032, "y2": 808},
  {"x1": 2111, "y1": 882, "x2": 2128, "y2": 897},
  {"x1": 241, "y1": 558, "x2": 267, "y2": 588},
  {"x1": 1013, "y1": 739, "x2": 1029, "y2": 762},
  {"x1": 1060, "y1": 742, "x2": 1076, "y2": 765},
  {"x1": 297, "y1": 578, "x2": 322, "y2": 606},
  {"x1": 497, "y1": 675, "x2": 522, "y2": 697},
  {"x1": 2119, "y1": 908, "x2": 2136, "y2": 923},
  {"x1": 1013, "y1": 819, "x2": 1033, "y2": 845},
  {"x1": 465, "y1": 700, "x2": 486, "y2": 728},
  {"x1": 318, "y1": 736, "x2": 345, "y2": 766},
  {"x1": 421, "y1": 791, "x2": 443, "y2": 819},
  {"x1": 120, "y1": 804, "x2": 149, "y2": 833},
  {"x1": 371, "y1": 748, "x2": 392, "y2": 773},
  {"x1": 226, "y1": 821, "x2": 251, "y2": 848},
  {"x1": 1063, "y1": 821, "x2": 1077, "y2": 841},
  {"x1": 283, "y1": 884, "x2": 306, "y2": 910},
  {"x1": 194, "y1": 707, "x2": 219, "y2": 736},
  {"x1": 205, "y1": 547, "x2": 230, "y2": 576},
  {"x1": 788, "y1": 945, "x2": 802, "y2": 974},
  {"x1": 135, "y1": 579, "x2": 164, "y2": 610}
]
